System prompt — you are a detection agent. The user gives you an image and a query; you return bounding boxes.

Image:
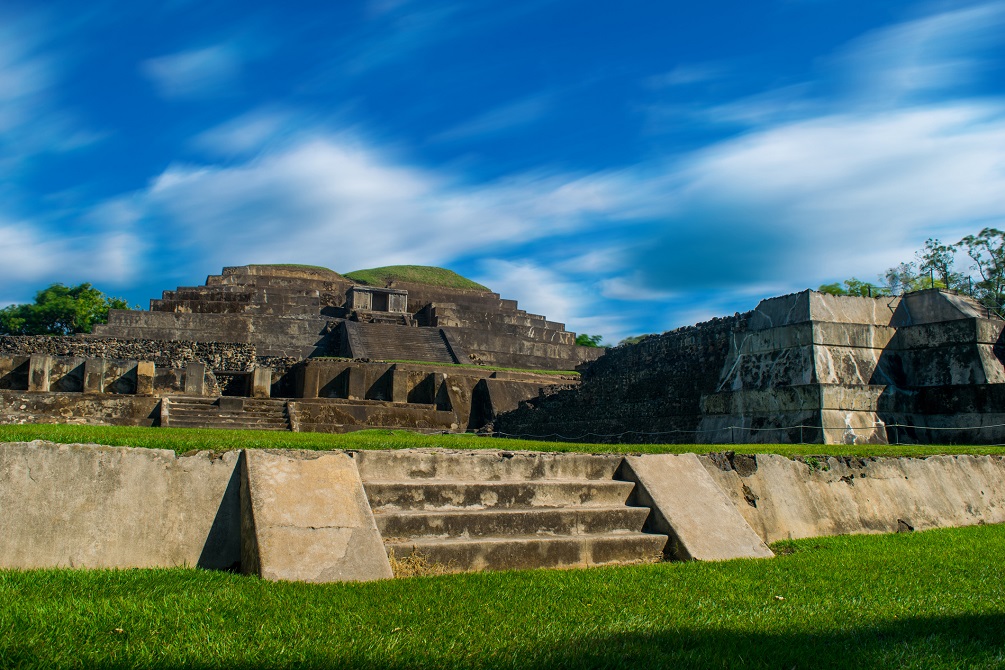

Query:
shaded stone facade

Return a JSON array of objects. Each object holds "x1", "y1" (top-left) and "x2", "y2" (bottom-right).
[{"x1": 498, "y1": 289, "x2": 1005, "y2": 445}]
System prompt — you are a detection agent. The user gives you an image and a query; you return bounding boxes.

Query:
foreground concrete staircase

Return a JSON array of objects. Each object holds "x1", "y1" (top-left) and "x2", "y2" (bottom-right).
[
  {"x1": 355, "y1": 450, "x2": 667, "y2": 573},
  {"x1": 162, "y1": 397, "x2": 292, "y2": 431}
]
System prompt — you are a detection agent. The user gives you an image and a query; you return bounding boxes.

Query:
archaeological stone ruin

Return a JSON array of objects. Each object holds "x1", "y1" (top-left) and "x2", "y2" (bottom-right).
[
  {"x1": 1, "y1": 265, "x2": 1003, "y2": 445},
  {"x1": 499, "y1": 287, "x2": 1005, "y2": 445},
  {"x1": 0, "y1": 264, "x2": 601, "y2": 434},
  {"x1": 3, "y1": 266, "x2": 1005, "y2": 581}
]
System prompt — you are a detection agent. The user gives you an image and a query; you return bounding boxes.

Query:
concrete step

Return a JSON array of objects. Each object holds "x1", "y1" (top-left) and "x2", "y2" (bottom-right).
[
  {"x1": 384, "y1": 532, "x2": 667, "y2": 573},
  {"x1": 365, "y1": 480, "x2": 636, "y2": 511},
  {"x1": 354, "y1": 450, "x2": 622, "y2": 481},
  {"x1": 375, "y1": 505, "x2": 651, "y2": 539}
]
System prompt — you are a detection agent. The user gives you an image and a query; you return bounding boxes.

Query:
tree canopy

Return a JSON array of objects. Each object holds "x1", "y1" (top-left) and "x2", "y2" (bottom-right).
[
  {"x1": 0, "y1": 283, "x2": 131, "y2": 336},
  {"x1": 819, "y1": 229, "x2": 1005, "y2": 316},
  {"x1": 575, "y1": 333, "x2": 604, "y2": 347}
]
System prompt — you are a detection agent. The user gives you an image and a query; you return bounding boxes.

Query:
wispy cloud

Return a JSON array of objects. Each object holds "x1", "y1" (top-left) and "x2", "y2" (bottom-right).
[
  {"x1": 141, "y1": 44, "x2": 243, "y2": 99},
  {"x1": 430, "y1": 95, "x2": 552, "y2": 143},
  {"x1": 0, "y1": 19, "x2": 103, "y2": 174},
  {"x1": 646, "y1": 62, "x2": 726, "y2": 88},
  {"x1": 833, "y1": 1, "x2": 1005, "y2": 102}
]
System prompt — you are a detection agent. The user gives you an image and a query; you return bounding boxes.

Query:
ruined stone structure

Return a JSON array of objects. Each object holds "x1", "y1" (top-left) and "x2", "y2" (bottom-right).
[
  {"x1": 0, "y1": 265, "x2": 599, "y2": 433},
  {"x1": 4, "y1": 441, "x2": 1003, "y2": 580},
  {"x1": 498, "y1": 288, "x2": 1005, "y2": 445},
  {"x1": 4, "y1": 265, "x2": 1001, "y2": 444}
]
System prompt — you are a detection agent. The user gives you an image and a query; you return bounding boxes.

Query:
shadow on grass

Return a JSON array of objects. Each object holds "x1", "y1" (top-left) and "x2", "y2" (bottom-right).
[{"x1": 3, "y1": 613, "x2": 1003, "y2": 669}]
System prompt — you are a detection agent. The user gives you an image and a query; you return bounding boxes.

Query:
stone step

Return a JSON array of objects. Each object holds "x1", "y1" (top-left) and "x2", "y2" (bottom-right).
[
  {"x1": 364, "y1": 480, "x2": 636, "y2": 511},
  {"x1": 354, "y1": 450, "x2": 623, "y2": 481},
  {"x1": 375, "y1": 505, "x2": 651, "y2": 539},
  {"x1": 384, "y1": 532, "x2": 667, "y2": 573},
  {"x1": 167, "y1": 412, "x2": 288, "y2": 425},
  {"x1": 167, "y1": 420, "x2": 290, "y2": 431}
]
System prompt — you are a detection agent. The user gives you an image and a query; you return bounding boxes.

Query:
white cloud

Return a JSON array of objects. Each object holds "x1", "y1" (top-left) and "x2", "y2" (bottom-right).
[
  {"x1": 431, "y1": 95, "x2": 552, "y2": 143},
  {"x1": 471, "y1": 259, "x2": 622, "y2": 340},
  {"x1": 141, "y1": 44, "x2": 243, "y2": 99},
  {"x1": 0, "y1": 21, "x2": 103, "y2": 174},
  {"x1": 834, "y1": 1, "x2": 1005, "y2": 102},
  {"x1": 647, "y1": 63, "x2": 725, "y2": 88},
  {"x1": 192, "y1": 108, "x2": 297, "y2": 157}
]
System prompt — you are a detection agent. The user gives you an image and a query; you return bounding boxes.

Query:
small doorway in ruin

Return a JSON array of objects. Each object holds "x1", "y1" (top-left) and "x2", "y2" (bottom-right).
[{"x1": 215, "y1": 371, "x2": 252, "y2": 397}]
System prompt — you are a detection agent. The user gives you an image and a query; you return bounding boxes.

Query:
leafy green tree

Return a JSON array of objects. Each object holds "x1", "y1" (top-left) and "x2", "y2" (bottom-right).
[
  {"x1": 575, "y1": 333, "x2": 604, "y2": 347},
  {"x1": 0, "y1": 283, "x2": 131, "y2": 336},
  {"x1": 882, "y1": 262, "x2": 932, "y2": 294},
  {"x1": 818, "y1": 278, "x2": 888, "y2": 297},
  {"x1": 957, "y1": 228, "x2": 1005, "y2": 314},
  {"x1": 917, "y1": 238, "x2": 962, "y2": 290}
]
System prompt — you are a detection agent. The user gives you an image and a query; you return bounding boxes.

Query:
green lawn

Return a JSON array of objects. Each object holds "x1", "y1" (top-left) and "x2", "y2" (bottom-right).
[
  {"x1": 2, "y1": 423, "x2": 1004, "y2": 458},
  {"x1": 344, "y1": 265, "x2": 490, "y2": 291},
  {"x1": 2, "y1": 526, "x2": 1003, "y2": 669}
]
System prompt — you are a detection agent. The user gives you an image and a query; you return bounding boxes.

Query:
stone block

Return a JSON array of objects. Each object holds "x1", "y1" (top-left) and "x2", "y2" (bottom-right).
[
  {"x1": 136, "y1": 361, "x2": 155, "y2": 395},
  {"x1": 391, "y1": 369, "x2": 409, "y2": 403},
  {"x1": 240, "y1": 450, "x2": 392, "y2": 582},
  {"x1": 184, "y1": 362, "x2": 206, "y2": 395},
  {"x1": 0, "y1": 442, "x2": 240, "y2": 569},
  {"x1": 620, "y1": 454, "x2": 773, "y2": 561},
  {"x1": 218, "y1": 397, "x2": 244, "y2": 412},
  {"x1": 83, "y1": 358, "x2": 105, "y2": 394},
  {"x1": 252, "y1": 367, "x2": 272, "y2": 398},
  {"x1": 27, "y1": 355, "x2": 51, "y2": 393},
  {"x1": 347, "y1": 366, "x2": 367, "y2": 400}
]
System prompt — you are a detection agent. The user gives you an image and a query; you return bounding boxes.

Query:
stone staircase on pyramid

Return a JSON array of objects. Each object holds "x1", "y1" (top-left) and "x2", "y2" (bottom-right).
[
  {"x1": 162, "y1": 397, "x2": 292, "y2": 431},
  {"x1": 343, "y1": 321, "x2": 459, "y2": 364}
]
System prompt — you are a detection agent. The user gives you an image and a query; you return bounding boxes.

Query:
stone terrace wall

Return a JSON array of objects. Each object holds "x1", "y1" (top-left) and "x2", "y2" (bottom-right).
[
  {"x1": 495, "y1": 314, "x2": 748, "y2": 443},
  {"x1": 0, "y1": 336, "x2": 257, "y2": 371}
]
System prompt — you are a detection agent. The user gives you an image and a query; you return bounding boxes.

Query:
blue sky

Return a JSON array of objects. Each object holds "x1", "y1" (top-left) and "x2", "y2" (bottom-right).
[{"x1": 2, "y1": 1, "x2": 1005, "y2": 342}]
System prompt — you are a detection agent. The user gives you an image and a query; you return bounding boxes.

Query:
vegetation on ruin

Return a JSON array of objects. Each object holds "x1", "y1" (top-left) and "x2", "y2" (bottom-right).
[
  {"x1": 248, "y1": 264, "x2": 340, "y2": 274},
  {"x1": 2, "y1": 525, "x2": 1003, "y2": 669},
  {"x1": 344, "y1": 265, "x2": 490, "y2": 291},
  {"x1": 4, "y1": 423, "x2": 1005, "y2": 458},
  {"x1": 820, "y1": 229, "x2": 1005, "y2": 315},
  {"x1": 0, "y1": 283, "x2": 132, "y2": 336},
  {"x1": 574, "y1": 333, "x2": 604, "y2": 347}
]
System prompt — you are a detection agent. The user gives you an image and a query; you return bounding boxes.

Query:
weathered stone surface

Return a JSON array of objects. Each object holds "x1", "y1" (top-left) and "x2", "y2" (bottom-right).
[
  {"x1": 241, "y1": 449, "x2": 392, "y2": 582},
  {"x1": 620, "y1": 454, "x2": 773, "y2": 561},
  {"x1": 701, "y1": 453, "x2": 1005, "y2": 544},
  {"x1": 0, "y1": 335, "x2": 258, "y2": 371},
  {"x1": 496, "y1": 315, "x2": 743, "y2": 443},
  {"x1": 0, "y1": 441, "x2": 240, "y2": 569},
  {"x1": 0, "y1": 390, "x2": 161, "y2": 426}
]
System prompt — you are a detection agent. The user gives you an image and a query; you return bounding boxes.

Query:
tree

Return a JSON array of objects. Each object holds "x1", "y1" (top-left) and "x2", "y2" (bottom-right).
[
  {"x1": 957, "y1": 228, "x2": 1005, "y2": 315},
  {"x1": 575, "y1": 333, "x2": 604, "y2": 347},
  {"x1": 818, "y1": 278, "x2": 888, "y2": 297},
  {"x1": 882, "y1": 262, "x2": 931, "y2": 294},
  {"x1": 0, "y1": 283, "x2": 131, "y2": 336},
  {"x1": 917, "y1": 238, "x2": 961, "y2": 290}
]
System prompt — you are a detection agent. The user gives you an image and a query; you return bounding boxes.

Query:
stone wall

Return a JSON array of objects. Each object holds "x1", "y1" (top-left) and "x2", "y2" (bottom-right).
[
  {"x1": 0, "y1": 336, "x2": 257, "y2": 370},
  {"x1": 701, "y1": 452, "x2": 1005, "y2": 543},
  {"x1": 495, "y1": 314, "x2": 748, "y2": 442},
  {"x1": 0, "y1": 442, "x2": 240, "y2": 569}
]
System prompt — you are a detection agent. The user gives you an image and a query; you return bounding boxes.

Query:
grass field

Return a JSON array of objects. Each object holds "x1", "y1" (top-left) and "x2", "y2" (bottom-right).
[
  {"x1": 2, "y1": 423, "x2": 1004, "y2": 458},
  {"x1": 2, "y1": 525, "x2": 1003, "y2": 669}
]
